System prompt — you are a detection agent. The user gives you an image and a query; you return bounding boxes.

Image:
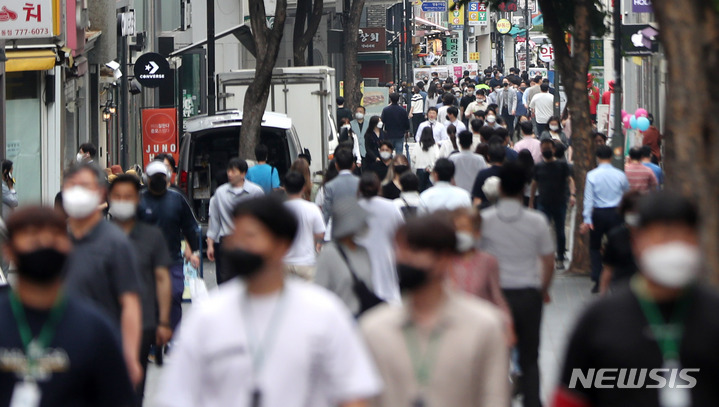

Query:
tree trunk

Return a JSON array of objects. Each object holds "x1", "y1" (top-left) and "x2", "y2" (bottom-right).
[
  {"x1": 293, "y1": 0, "x2": 323, "y2": 67},
  {"x1": 240, "y1": 0, "x2": 288, "y2": 160},
  {"x1": 651, "y1": 0, "x2": 719, "y2": 281},
  {"x1": 343, "y1": 0, "x2": 366, "y2": 113},
  {"x1": 538, "y1": 0, "x2": 594, "y2": 274}
]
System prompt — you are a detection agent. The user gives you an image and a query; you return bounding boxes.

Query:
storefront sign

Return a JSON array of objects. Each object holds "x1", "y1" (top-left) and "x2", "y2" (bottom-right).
[
  {"x1": 496, "y1": 19, "x2": 512, "y2": 34},
  {"x1": 0, "y1": 0, "x2": 60, "y2": 39},
  {"x1": 477, "y1": 2, "x2": 488, "y2": 26},
  {"x1": 448, "y1": 0, "x2": 463, "y2": 30},
  {"x1": 497, "y1": 0, "x2": 517, "y2": 12},
  {"x1": 621, "y1": 24, "x2": 659, "y2": 56},
  {"x1": 632, "y1": 0, "x2": 652, "y2": 13},
  {"x1": 469, "y1": 52, "x2": 480, "y2": 61},
  {"x1": 134, "y1": 52, "x2": 171, "y2": 88},
  {"x1": 539, "y1": 44, "x2": 554, "y2": 62},
  {"x1": 590, "y1": 39, "x2": 604, "y2": 67},
  {"x1": 421, "y1": 1, "x2": 447, "y2": 12},
  {"x1": 142, "y1": 108, "x2": 178, "y2": 167},
  {"x1": 358, "y1": 28, "x2": 386, "y2": 52},
  {"x1": 446, "y1": 33, "x2": 463, "y2": 65}
]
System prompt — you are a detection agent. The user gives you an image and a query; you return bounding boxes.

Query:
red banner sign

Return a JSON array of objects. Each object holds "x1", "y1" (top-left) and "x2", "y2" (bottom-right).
[{"x1": 142, "y1": 108, "x2": 178, "y2": 168}]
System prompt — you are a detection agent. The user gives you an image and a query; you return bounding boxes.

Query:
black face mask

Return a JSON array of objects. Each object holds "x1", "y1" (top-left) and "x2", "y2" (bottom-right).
[
  {"x1": 397, "y1": 263, "x2": 431, "y2": 291},
  {"x1": 394, "y1": 165, "x2": 409, "y2": 175},
  {"x1": 221, "y1": 248, "x2": 265, "y2": 279},
  {"x1": 149, "y1": 175, "x2": 168, "y2": 194},
  {"x1": 15, "y1": 247, "x2": 67, "y2": 284},
  {"x1": 542, "y1": 149, "x2": 555, "y2": 159}
]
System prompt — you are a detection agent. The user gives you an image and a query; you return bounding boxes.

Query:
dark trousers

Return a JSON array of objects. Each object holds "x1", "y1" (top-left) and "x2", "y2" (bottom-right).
[
  {"x1": 536, "y1": 122, "x2": 548, "y2": 135},
  {"x1": 503, "y1": 288, "x2": 543, "y2": 407},
  {"x1": 169, "y1": 264, "x2": 184, "y2": 331},
  {"x1": 590, "y1": 207, "x2": 623, "y2": 282},
  {"x1": 214, "y1": 239, "x2": 231, "y2": 285},
  {"x1": 136, "y1": 327, "x2": 156, "y2": 407},
  {"x1": 501, "y1": 108, "x2": 515, "y2": 135},
  {"x1": 411, "y1": 114, "x2": 425, "y2": 135},
  {"x1": 417, "y1": 169, "x2": 431, "y2": 192},
  {"x1": 538, "y1": 202, "x2": 568, "y2": 261}
]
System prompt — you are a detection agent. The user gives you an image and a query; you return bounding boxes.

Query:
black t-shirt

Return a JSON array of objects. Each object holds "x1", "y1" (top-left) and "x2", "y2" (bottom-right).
[
  {"x1": 533, "y1": 160, "x2": 571, "y2": 206},
  {"x1": 0, "y1": 292, "x2": 134, "y2": 407},
  {"x1": 365, "y1": 160, "x2": 391, "y2": 183},
  {"x1": 381, "y1": 182, "x2": 401, "y2": 200},
  {"x1": 471, "y1": 165, "x2": 502, "y2": 208},
  {"x1": 603, "y1": 225, "x2": 638, "y2": 286},
  {"x1": 559, "y1": 285, "x2": 719, "y2": 407},
  {"x1": 460, "y1": 95, "x2": 475, "y2": 110},
  {"x1": 336, "y1": 107, "x2": 353, "y2": 126}
]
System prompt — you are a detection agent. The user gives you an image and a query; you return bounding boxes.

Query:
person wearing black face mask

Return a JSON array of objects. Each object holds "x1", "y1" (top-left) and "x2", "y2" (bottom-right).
[
  {"x1": 137, "y1": 160, "x2": 200, "y2": 334},
  {"x1": 0, "y1": 207, "x2": 135, "y2": 406},
  {"x1": 155, "y1": 196, "x2": 382, "y2": 407},
  {"x1": 381, "y1": 154, "x2": 411, "y2": 200},
  {"x1": 360, "y1": 214, "x2": 509, "y2": 407}
]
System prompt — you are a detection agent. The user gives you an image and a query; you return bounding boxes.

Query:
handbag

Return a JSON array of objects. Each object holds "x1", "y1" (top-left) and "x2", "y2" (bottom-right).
[{"x1": 335, "y1": 243, "x2": 384, "y2": 316}]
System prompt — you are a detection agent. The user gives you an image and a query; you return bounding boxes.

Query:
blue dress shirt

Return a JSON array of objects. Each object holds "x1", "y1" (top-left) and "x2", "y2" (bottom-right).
[{"x1": 583, "y1": 163, "x2": 630, "y2": 224}]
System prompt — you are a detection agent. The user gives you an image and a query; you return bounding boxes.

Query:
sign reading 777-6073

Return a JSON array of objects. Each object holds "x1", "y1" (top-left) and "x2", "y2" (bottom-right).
[{"x1": 0, "y1": 0, "x2": 59, "y2": 40}]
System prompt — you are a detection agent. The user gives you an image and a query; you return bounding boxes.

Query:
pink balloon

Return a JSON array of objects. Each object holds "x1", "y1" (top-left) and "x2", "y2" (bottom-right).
[
  {"x1": 621, "y1": 110, "x2": 628, "y2": 118},
  {"x1": 635, "y1": 108, "x2": 648, "y2": 118},
  {"x1": 623, "y1": 115, "x2": 632, "y2": 129}
]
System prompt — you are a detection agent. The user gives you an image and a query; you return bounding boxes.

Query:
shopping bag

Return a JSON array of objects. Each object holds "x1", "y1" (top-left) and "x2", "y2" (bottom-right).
[{"x1": 183, "y1": 260, "x2": 209, "y2": 304}]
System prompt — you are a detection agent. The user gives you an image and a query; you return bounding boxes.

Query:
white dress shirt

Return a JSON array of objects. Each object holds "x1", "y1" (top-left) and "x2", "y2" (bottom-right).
[
  {"x1": 419, "y1": 181, "x2": 472, "y2": 214},
  {"x1": 443, "y1": 118, "x2": 467, "y2": 134},
  {"x1": 414, "y1": 120, "x2": 448, "y2": 143}
]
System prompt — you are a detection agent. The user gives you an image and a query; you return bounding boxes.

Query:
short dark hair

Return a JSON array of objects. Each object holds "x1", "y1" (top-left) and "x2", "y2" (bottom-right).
[
  {"x1": 540, "y1": 138, "x2": 556, "y2": 148},
  {"x1": 397, "y1": 213, "x2": 457, "y2": 254},
  {"x1": 334, "y1": 147, "x2": 355, "y2": 170},
  {"x1": 458, "y1": 130, "x2": 474, "y2": 149},
  {"x1": 639, "y1": 146, "x2": 653, "y2": 159},
  {"x1": 540, "y1": 83, "x2": 550, "y2": 92},
  {"x1": 379, "y1": 140, "x2": 394, "y2": 151},
  {"x1": 109, "y1": 174, "x2": 142, "y2": 195},
  {"x1": 434, "y1": 158, "x2": 455, "y2": 182},
  {"x1": 389, "y1": 93, "x2": 400, "y2": 104},
  {"x1": 79, "y1": 143, "x2": 97, "y2": 158},
  {"x1": 638, "y1": 191, "x2": 698, "y2": 229},
  {"x1": 619, "y1": 190, "x2": 642, "y2": 216},
  {"x1": 470, "y1": 119, "x2": 483, "y2": 133},
  {"x1": 534, "y1": 75, "x2": 542, "y2": 83},
  {"x1": 154, "y1": 153, "x2": 176, "y2": 172},
  {"x1": 494, "y1": 127, "x2": 510, "y2": 141},
  {"x1": 447, "y1": 106, "x2": 459, "y2": 118},
  {"x1": 629, "y1": 147, "x2": 643, "y2": 160},
  {"x1": 479, "y1": 126, "x2": 495, "y2": 142},
  {"x1": 499, "y1": 161, "x2": 526, "y2": 197},
  {"x1": 596, "y1": 145, "x2": 613, "y2": 160},
  {"x1": 232, "y1": 196, "x2": 298, "y2": 242},
  {"x1": 594, "y1": 132, "x2": 608, "y2": 142},
  {"x1": 6, "y1": 206, "x2": 67, "y2": 241},
  {"x1": 519, "y1": 120, "x2": 534, "y2": 135},
  {"x1": 399, "y1": 172, "x2": 419, "y2": 192},
  {"x1": 284, "y1": 170, "x2": 306, "y2": 194},
  {"x1": 254, "y1": 144, "x2": 269, "y2": 162},
  {"x1": 337, "y1": 96, "x2": 345, "y2": 105},
  {"x1": 442, "y1": 93, "x2": 454, "y2": 106},
  {"x1": 63, "y1": 163, "x2": 107, "y2": 189},
  {"x1": 488, "y1": 144, "x2": 506, "y2": 164},
  {"x1": 359, "y1": 171, "x2": 380, "y2": 198},
  {"x1": 228, "y1": 158, "x2": 249, "y2": 172}
]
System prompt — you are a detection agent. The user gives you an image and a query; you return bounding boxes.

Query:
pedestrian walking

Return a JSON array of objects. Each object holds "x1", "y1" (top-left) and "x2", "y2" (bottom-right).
[
  {"x1": 351, "y1": 106, "x2": 370, "y2": 159},
  {"x1": 360, "y1": 214, "x2": 510, "y2": 407},
  {"x1": 409, "y1": 86, "x2": 426, "y2": 134},
  {"x1": 1, "y1": 160, "x2": 18, "y2": 219},
  {"x1": 497, "y1": 80, "x2": 518, "y2": 135},
  {"x1": 419, "y1": 158, "x2": 472, "y2": 213},
  {"x1": 479, "y1": 162, "x2": 556, "y2": 407},
  {"x1": 598, "y1": 191, "x2": 641, "y2": 295},
  {"x1": 109, "y1": 174, "x2": 173, "y2": 406},
  {"x1": 282, "y1": 171, "x2": 325, "y2": 281},
  {"x1": 514, "y1": 120, "x2": 543, "y2": 163},
  {"x1": 442, "y1": 106, "x2": 467, "y2": 133},
  {"x1": 381, "y1": 154, "x2": 410, "y2": 200},
  {"x1": 336, "y1": 96, "x2": 353, "y2": 128},
  {"x1": 61, "y1": 164, "x2": 143, "y2": 387},
  {"x1": 246, "y1": 144, "x2": 281, "y2": 194},
  {"x1": 580, "y1": 145, "x2": 630, "y2": 293},
  {"x1": 414, "y1": 107, "x2": 449, "y2": 144},
  {"x1": 75, "y1": 142, "x2": 97, "y2": 164},
  {"x1": 625, "y1": 147, "x2": 658, "y2": 193},
  {"x1": 365, "y1": 140, "x2": 394, "y2": 181},
  {"x1": 137, "y1": 160, "x2": 201, "y2": 330},
  {"x1": 321, "y1": 148, "x2": 360, "y2": 223},
  {"x1": 529, "y1": 83, "x2": 554, "y2": 135},
  {"x1": 472, "y1": 144, "x2": 506, "y2": 209},
  {"x1": 539, "y1": 116, "x2": 569, "y2": 148},
  {"x1": 363, "y1": 116, "x2": 384, "y2": 164},
  {"x1": 411, "y1": 127, "x2": 441, "y2": 192},
  {"x1": 393, "y1": 172, "x2": 426, "y2": 218},
  {"x1": 641, "y1": 113, "x2": 662, "y2": 163},
  {"x1": 640, "y1": 146, "x2": 663, "y2": 187},
  {"x1": 0, "y1": 206, "x2": 135, "y2": 407},
  {"x1": 529, "y1": 139, "x2": 577, "y2": 270},
  {"x1": 438, "y1": 124, "x2": 459, "y2": 158},
  {"x1": 207, "y1": 158, "x2": 264, "y2": 284},
  {"x1": 449, "y1": 130, "x2": 488, "y2": 193},
  {"x1": 554, "y1": 191, "x2": 719, "y2": 407},
  {"x1": 380, "y1": 93, "x2": 411, "y2": 154}
]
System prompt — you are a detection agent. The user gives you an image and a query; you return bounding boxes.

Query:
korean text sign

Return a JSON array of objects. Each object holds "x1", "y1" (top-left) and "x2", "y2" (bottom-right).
[{"x1": 142, "y1": 108, "x2": 179, "y2": 167}]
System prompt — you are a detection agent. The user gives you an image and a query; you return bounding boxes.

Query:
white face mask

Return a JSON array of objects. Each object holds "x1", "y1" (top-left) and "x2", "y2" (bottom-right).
[
  {"x1": 549, "y1": 124, "x2": 560, "y2": 131},
  {"x1": 341, "y1": 124, "x2": 351, "y2": 130},
  {"x1": 625, "y1": 213, "x2": 640, "y2": 227},
  {"x1": 486, "y1": 115, "x2": 496, "y2": 123},
  {"x1": 456, "y1": 231, "x2": 476, "y2": 253},
  {"x1": 379, "y1": 151, "x2": 392, "y2": 160},
  {"x1": 63, "y1": 186, "x2": 100, "y2": 219},
  {"x1": 355, "y1": 113, "x2": 364, "y2": 120},
  {"x1": 76, "y1": 153, "x2": 85, "y2": 163},
  {"x1": 428, "y1": 118, "x2": 437, "y2": 124},
  {"x1": 640, "y1": 242, "x2": 702, "y2": 288},
  {"x1": 109, "y1": 200, "x2": 137, "y2": 221},
  {"x1": 377, "y1": 122, "x2": 384, "y2": 129}
]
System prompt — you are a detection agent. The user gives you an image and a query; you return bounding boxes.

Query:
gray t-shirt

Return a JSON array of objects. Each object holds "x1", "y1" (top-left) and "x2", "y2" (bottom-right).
[
  {"x1": 128, "y1": 221, "x2": 172, "y2": 329},
  {"x1": 315, "y1": 242, "x2": 374, "y2": 316},
  {"x1": 479, "y1": 199, "x2": 555, "y2": 289},
  {"x1": 65, "y1": 220, "x2": 142, "y2": 323},
  {"x1": 449, "y1": 150, "x2": 488, "y2": 193}
]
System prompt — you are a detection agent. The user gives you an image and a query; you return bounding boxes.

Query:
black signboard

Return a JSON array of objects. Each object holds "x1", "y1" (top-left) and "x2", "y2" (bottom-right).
[
  {"x1": 134, "y1": 52, "x2": 171, "y2": 88},
  {"x1": 621, "y1": 24, "x2": 659, "y2": 56}
]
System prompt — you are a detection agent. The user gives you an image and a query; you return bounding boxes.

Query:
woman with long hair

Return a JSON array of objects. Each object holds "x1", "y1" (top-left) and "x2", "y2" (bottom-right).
[
  {"x1": 363, "y1": 116, "x2": 383, "y2": 166},
  {"x1": 290, "y1": 157, "x2": 313, "y2": 201},
  {"x1": 411, "y1": 127, "x2": 440, "y2": 192},
  {"x1": 381, "y1": 154, "x2": 411, "y2": 200},
  {"x1": 439, "y1": 124, "x2": 459, "y2": 158},
  {"x1": 517, "y1": 149, "x2": 535, "y2": 207},
  {"x1": 1, "y1": 159, "x2": 18, "y2": 219}
]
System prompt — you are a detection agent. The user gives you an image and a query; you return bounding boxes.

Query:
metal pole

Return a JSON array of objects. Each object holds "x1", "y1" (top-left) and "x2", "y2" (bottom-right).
[
  {"x1": 307, "y1": 9, "x2": 314, "y2": 65},
  {"x1": 610, "y1": 0, "x2": 624, "y2": 169},
  {"x1": 525, "y1": 0, "x2": 529, "y2": 72},
  {"x1": 463, "y1": 5, "x2": 468, "y2": 63},
  {"x1": 207, "y1": 0, "x2": 216, "y2": 115},
  {"x1": 118, "y1": 10, "x2": 129, "y2": 169}
]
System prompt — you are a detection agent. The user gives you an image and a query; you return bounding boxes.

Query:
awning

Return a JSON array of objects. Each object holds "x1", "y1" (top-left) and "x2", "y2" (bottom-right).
[
  {"x1": 358, "y1": 51, "x2": 393, "y2": 63},
  {"x1": 5, "y1": 50, "x2": 57, "y2": 72}
]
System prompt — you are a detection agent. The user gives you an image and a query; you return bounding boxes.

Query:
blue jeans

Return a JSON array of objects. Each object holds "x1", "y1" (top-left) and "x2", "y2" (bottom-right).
[
  {"x1": 538, "y1": 202, "x2": 567, "y2": 261},
  {"x1": 389, "y1": 138, "x2": 405, "y2": 157}
]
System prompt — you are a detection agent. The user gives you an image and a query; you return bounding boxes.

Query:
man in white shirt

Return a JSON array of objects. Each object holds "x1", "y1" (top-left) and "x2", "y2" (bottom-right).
[
  {"x1": 528, "y1": 83, "x2": 554, "y2": 135},
  {"x1": 207, "y1": 158, "x2": 265, "y2": 284},
  {"x1": 414, "y1": 107, "x2": 448, "y2": 144},
  {"x1": 450, "y1": 131, "x2": 488, "y2": 192},
  {"x1": 155, "y1": 196, "x2": 382, "y2": 407},
  {"x1": 442, "y1": 106, "x2": 467, "y2": 134},
  {"x1": 464, "y1": 89, "x2": 489, "y2": 119},
  {"x1": 282, "y1": 171, "x2": 325, "y2": 281},
  {"x1": 419, "y1": 158, "x2": 472, "y2": 213}
]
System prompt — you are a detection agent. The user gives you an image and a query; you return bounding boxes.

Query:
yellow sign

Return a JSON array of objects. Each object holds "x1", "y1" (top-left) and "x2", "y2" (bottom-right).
[
  {"x1": 496, "y1": 18, "x2": 512, "y2": 34},
  {"x1": 469, "y1": 52, "x2": 480, "y2": 61},
  {"x1": 448, "y1": 0, "x2": 464, "y2": 27}
]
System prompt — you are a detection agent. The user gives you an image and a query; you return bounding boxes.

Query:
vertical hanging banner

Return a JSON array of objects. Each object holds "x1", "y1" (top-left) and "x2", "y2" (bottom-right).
[
  {"x1": 142, "y1": 108, "x2": 179, "y2": 167},
  {"x1": 446, "y1": 33, "x2": 463, "y2": 65},
  {"x1": 448, "y1": 0, "x2": 464, "y2": 30}
]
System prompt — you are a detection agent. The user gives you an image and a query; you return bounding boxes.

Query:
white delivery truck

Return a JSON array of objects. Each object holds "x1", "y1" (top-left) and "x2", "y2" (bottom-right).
[{"x1": 217, "y1": 66, "x2": 338, "y2": 175}]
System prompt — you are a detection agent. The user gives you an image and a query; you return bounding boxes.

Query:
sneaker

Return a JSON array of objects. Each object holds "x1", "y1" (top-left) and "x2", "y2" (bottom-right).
[
  {"x1": 556, "y1": 260, "x2": 565, "y2": 271},
  {"x1": 591, "y1": 283, "x2": 599, "y2": 294}
]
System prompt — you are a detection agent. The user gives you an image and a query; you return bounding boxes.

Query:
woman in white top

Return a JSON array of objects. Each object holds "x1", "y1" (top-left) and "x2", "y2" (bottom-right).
[
  {"x1": 339, "y1": 118, "x2": 362, "y2": 166},
  {"x1": 439, "y1": 124, "x2": 459, "y2": 158},
  {"x1": 411, "y1": 127, "x2": 441, "y2": 192}
]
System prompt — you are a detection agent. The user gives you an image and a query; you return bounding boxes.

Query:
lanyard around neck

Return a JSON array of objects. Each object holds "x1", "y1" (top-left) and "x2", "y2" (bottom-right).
[
  {"x1": 242, "y1": 288, "x2": 288, "y2": 377},
  {"x1": 630, "y1": 277, "x2": 692, "y2": 361},
  {"x1": 403, "y1": 324, "x2": 443, "y2": 388},
  {"x1": 9, "y1": 291, "x2": 67, "y2": 362}
]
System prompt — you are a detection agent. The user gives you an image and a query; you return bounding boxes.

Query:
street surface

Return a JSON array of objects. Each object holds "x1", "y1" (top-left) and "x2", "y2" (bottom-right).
[{"x1": 142, "y1": 260, "x2": 594, "y2": 406}]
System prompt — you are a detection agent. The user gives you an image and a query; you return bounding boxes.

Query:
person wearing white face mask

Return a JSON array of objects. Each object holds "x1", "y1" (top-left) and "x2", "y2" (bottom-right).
[
  {"x1": 350, "y1": 106, "x2": 369, "y2": 158},
  {"x1": 554, "y1": 191, "x2": 719, "y2": 407},
  {"x1": 599, "y1": 191, "x2": 641, "y2": 295},
  {"x1": 75, "y1": 142, "x2": 97, "y2": 164},
  {"x1": 61, "y1": 163, "x2": 144, "y2": 389},
  {"x1": 414, "y1": 106, "x2": 448, "y2": 144},
  {"x1": 109, "y1": 174, "x2": 173, "y2": 406}
]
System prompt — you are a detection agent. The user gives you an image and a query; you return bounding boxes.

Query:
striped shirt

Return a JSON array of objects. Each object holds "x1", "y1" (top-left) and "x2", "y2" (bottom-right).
[{"x1": 624, "y1": 162, "x2": 658, "y2": 193}]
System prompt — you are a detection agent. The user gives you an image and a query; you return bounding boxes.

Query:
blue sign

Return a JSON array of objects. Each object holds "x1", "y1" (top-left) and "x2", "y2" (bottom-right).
[
  {"x1": 468, "y1": 2, "x2": 478, "y2": 11},
  {"x1": 421, "y1": 1, "x2": 448, "y2": 12}
]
